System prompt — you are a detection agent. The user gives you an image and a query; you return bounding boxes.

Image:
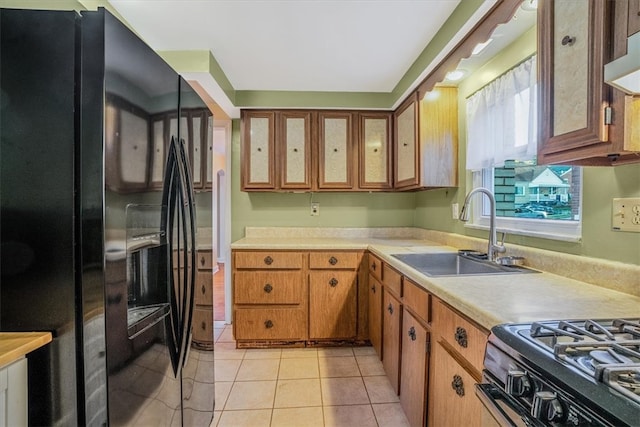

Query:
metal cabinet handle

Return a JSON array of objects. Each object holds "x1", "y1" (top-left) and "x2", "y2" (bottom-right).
[
  {"x1": 451, "y1": 375, "x2": 465, "y2": 397},
  {"x1": 264, "y1": 320, "x2": 274, "y2": 329},
  {"x1": 264, "y1": 283, "x2": 273, "y2": 293},
  {"x1": 201, "y1": 285, "x2": 206, "y2": 295},
  {"x1": 561, "y1": 35, "x2": 575, "y2": 46},
  {"x1": 329, "y1": 278, "x2": 338, "y2": 287},
  {"x1": 257, "y1": 147, "x2": 262, "y2": 152},
  {"x1": 329, "y1": 256, "x2": 338, "y2": 265},
  {"x1": 408, "y1": 326, "x2": 416, "y2": 341},
  {"x1": 333, "y1": 148, "x2": 338, "y2": 152},
  {"x1": 387, "y1": 303, "x2": 394, "y2": 315},
  {"x1": 371, "y1": 285, "x2": 376, "y2": 293},
  {"x1": 293, "y1": 148, "x2": 298, "y2": 152},
  {"x1": 201, "y1": 321, "x2": 206, "y2": 330},
  {"x1": 455, "y1": 326, "x2": 468, "y2": 348},
  {"x1": 200, "y1": 256, "x2": 205, "y2": 266},
  {"x1": 264, "y1": 256, "x2": 273, "y2": 265},
  {"x1": 371, "y1": 262, "x2": 377, "y2": 271}
]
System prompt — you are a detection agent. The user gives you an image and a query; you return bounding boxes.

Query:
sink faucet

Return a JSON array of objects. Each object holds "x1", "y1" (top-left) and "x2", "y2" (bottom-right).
[{"x1": 459, "y1": 187, "x2": 506, "y2": 262}]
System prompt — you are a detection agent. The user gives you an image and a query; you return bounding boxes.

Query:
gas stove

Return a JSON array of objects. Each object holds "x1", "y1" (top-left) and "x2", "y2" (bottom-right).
[{"x1": 478, "y1": 319, "x2": 640, "y2": 426}]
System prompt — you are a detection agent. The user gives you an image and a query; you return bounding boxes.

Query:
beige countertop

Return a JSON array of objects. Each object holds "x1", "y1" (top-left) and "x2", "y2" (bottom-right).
[
  {"x1": 232, "y1": 229, "x2": 640, "y2": 331},
  {"x1": 0, "y1": 332, "x2": 52, "y2": 367}
]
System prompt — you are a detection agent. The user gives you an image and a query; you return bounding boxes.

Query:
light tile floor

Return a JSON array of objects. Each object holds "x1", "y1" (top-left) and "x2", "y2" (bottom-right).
[{"x1": 211, "y1": 321, "x2": 411, "y2": 427}]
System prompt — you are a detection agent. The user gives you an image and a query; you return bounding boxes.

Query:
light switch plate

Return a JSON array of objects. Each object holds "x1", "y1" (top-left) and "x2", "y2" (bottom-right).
[{"x1": 612, "y1": 198, "x2": 640, "y2": 232}]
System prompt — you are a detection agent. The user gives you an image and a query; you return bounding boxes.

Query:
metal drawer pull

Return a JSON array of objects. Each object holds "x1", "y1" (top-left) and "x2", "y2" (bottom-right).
[
  {"x1": 408, "y1": 326, "x2": 416, "y2": 341},
  {"x1": 263, "y1": 283, "x2": 273, "y2": 293},
  {"x1": 451, "y1": 375, "x2": 465, "y2": 396},
  {"x1": 201, "y1": 285, "x2": 206, "y2": 294},
  {"x1": 387, "y1": 303, "x2": 394, "y2": 315},
  {"x1": 561, "y1": 35, "x2": 575, "y2": 46},
  {"x1": 455, "y1": 326, "x2": 468, "y2": 348},
  {"x1": 201, "y1": 321, "x2": 206, "y2": 330},
  {"x1": 371, "y1": 285, "x2": 376, "y2": 293},
  {"x1": 200, "y1": 256, "x2": 205, "y2": 266},
  {"x1": 329, "y1": 278, "x2": 338, "y2": 287},
  {"x1": 264, "y1": 256, "x2": 273, "y2": 265},
  {"x1": 264, "y1": 320, "x2": 274, "y2": 329},
  {"x1": 329, "y1": 256, "x2": 338, "y2": 265},
  {"x1": 371, "y1": 262, "x2": 376, "y2": 271}
]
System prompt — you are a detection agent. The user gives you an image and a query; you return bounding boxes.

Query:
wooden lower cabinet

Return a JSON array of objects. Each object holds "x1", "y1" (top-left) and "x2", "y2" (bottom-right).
[
  {"x1": 192, "y1": 249, "x2": 214, "y2": 349},
  {"x1": 309, "y1": 270, "x2": 357, "y2": 339},
  {"x1": 235, "y1": 308, "x2": 307, "y2": 340},
  {"x1": 400, "y1": 309, "x2": 429, "y2": 427},
  {"x1": 232, "y1": 249, "x2": 366, "y2": 347},
  {"x1": 382, "y1": 289, "x2": 402, "y2": 394},
  {"x1": 368, "y1": 273, "x2": 382, "y2": 357},
  {"x1": 429, "y1": 342, "x2": 482, "y2": 427}
]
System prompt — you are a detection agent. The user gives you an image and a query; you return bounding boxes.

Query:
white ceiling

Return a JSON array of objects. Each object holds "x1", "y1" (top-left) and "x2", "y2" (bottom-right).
[{"x1": 109, "y1": 0, "x2": 462, "y2": 93}]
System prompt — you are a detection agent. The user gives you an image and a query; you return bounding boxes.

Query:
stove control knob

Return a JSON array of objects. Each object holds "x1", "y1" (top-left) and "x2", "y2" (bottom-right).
[
  {"x1": 532, "y1": 391, "x2": 564, "y2": 423},
  {"x1": 506, "y1": 370, "x2": 532, "y2": 397}
]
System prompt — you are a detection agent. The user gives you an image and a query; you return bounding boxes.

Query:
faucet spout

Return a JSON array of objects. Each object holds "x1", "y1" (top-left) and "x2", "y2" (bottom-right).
[{"x1": 459, "y1": 187, "x2": 506, "y2": 262}]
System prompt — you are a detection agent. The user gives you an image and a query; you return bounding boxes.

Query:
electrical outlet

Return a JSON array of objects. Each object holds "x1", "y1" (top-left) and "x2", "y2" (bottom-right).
[
  {"x1": 612, "y1": 198, "x2": 640, "y2": 232},
  {"x1": 311, "y1": 202, "x2": 320, "y2": 216},
  {"x1": 451, "y1": 203, "x2": 459, "y2": 219}
]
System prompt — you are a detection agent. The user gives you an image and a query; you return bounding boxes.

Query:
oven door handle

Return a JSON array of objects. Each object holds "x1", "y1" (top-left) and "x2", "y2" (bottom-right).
[{"x1": 476, "y1": 383, "x2": 543, "y2": 427}]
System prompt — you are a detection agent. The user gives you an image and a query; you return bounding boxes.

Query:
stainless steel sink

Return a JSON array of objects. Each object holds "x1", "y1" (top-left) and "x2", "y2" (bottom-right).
[{"x1": 391, "y1": 253, "x2": 538, "y2": 277}]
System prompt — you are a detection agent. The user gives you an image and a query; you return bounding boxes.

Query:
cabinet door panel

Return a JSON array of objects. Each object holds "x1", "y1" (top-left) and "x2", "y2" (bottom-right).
[
  {"x1": 538, "y1": 0, "x2": 611, "y2": 162},
  {"x1": 280, "y1": 112, "x2": 312, "y2": 189},
  {"x1": 241, "y1": 111, "x2": 275, "y2": 189},
  {"x1": 150, "y1": 117, "x2": 166, "y2": 188},
  {"x1": 429, "y1": 343, "x2": 481, "y2": 427},
  {"x1": 400, "y1": 310, "x2": 428, "y2": 427},
  {"x1": 309, "y1": 271, "x2": 357, "y2": 339},
  {"x1": 360, "y1": 113, "x2": 392, "y2": 189},
  {"x1": 382, "y1": 290, "x2": 402, "y2": 394},
  {"x1": 191, "y1": 113, "x2": 203, "y2": 187},
  {"x1": 394, "y1": 95, "x2": 418, "y2": 188},
  {"x1": 368, "y1": 274, "x2": 382, "y2": 358},
  {"x1": 318, "y1": 112, "x2": 353, "y2": 189}
]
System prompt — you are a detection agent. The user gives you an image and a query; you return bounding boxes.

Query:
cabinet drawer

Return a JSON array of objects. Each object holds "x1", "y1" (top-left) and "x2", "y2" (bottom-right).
[
  {"x1": 195, "y1": 271, "x2": 213, "y2": 306},
  {"x1": 234, "y1": 308, "x2": 307, "y2": 340},
  {"x1": 192, "y1": 307, "x2": 214, "y2": 344},
  {"x1": 382, "y1": 264, "x2": 402, "y2": 297},
  {"x1": 234, "y1": 271, "x2": 305, "y2": 305},
  {"x1": 234, "y1": 251, "x2": 303, "y2": 269},
  {"x1": 309, "y1": 251, "x2": 360, "y2": 269},
  {"x1": 196, "y1": 250, "x2": 214, "y2": 270},
  {"x1": 434, "y1": 299, "x2": 488, "y2": 373},
  {"x1": 369, "y1": 254, "x2": 383, "y2": 281},
  {"x1": 403, "y1": 278, "x2": 430, "y2": 324}
]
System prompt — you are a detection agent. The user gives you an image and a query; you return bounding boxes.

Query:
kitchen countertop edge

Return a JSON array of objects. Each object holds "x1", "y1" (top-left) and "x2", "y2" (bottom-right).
[{"x1": 0, "y1": 332, "x2": 53, "y2": 367}]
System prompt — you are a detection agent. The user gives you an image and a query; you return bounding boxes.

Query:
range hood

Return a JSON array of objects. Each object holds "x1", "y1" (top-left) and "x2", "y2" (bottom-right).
[{"x1": 604, "y1": 32, "x2": 640, "y2": 94}]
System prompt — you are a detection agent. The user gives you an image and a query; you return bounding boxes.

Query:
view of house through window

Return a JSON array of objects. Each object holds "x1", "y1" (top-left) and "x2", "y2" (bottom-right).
[{"x1": 484, "y1": 160, "x2": 581, "y2": 222}]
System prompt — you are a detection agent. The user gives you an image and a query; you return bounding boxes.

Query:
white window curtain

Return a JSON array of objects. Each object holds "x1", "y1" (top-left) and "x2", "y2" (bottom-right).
[{"x1": 465, "y1": 55, "x2": 538, "y2": 170}]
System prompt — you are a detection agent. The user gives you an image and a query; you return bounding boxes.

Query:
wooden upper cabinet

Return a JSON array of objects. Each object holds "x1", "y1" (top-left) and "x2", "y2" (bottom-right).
[
  {"x1": 394, "y1": 93, "x2": 419, "y2": 189},
  {"x1": 278, "y1": 111, "x2": 312, "y2": 190},
  {"x1": 358, "y1": 112, "x2": 393, "y2": 189},
  {"x1": 318, "y1": 111, "x2": 354, "y2": 190},
  {"x1": 241, "y1": 110, "x2": 276, "y2": 190},
  {"x1": 538, "y1": 0, "x2": 640, "y2": 165},
  {"x1": 419, "y1": 86, "x2": 458, "y2": 188}
]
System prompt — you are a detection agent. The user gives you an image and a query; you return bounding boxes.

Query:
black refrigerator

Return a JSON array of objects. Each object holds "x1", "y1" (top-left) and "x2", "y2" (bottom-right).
[{"x1": 0, "y1": 7, "x2": 215, "y2": 426}]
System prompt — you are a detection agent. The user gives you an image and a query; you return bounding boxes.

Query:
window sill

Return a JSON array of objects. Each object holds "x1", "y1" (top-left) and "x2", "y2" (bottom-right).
[{"x1": 464, "y1": 219, "x2": 582, "y2": 243}]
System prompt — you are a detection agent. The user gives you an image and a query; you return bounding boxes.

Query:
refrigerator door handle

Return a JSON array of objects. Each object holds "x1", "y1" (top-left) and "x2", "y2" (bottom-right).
[{"x1": 176, "y1": 137, "x2": 197, "y2": 369}]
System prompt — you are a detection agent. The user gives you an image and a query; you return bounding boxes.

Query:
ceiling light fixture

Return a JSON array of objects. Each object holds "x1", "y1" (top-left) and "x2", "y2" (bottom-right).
[
  {"x1": 445, "y1": 69, "x2": 466, "y2": 82},
  {"x1": 472, "y1": 39, "x2": 493, "y2": 56},
  {"x1": 604, "y1": 32, "x2": 640, "y2": 95}
]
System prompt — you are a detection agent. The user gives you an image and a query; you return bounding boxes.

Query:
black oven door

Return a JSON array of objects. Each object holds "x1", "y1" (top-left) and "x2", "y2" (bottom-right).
[{"x1": 476, "y1": 383, "x2": 545, "y2": 427}]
